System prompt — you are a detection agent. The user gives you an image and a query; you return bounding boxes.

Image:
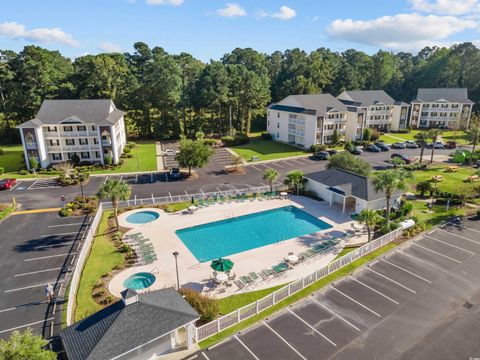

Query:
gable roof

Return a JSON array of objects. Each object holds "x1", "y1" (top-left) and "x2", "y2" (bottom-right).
[
  {"x1": 412, "y1": 88, "x2": 474, "y2": 104},
  {"x1": 60, "y1": 288, "x2": 199, "y2": 360},
  {"x1": 17, "y1": 99, "x2": 124, "y2": 128},
  {"x1": 337, "y1": 90, "x2": 395, "y2": 107},
  {"x1": 304, "y1": 168, "x2": 402, "y2": 201},
  {"x1": 269, "y1": 94, "x2": 348, "y2": 115}
]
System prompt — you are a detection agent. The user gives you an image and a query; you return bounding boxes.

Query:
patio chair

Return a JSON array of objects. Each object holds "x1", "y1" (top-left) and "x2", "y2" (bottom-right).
[
  {"x1": 228, "y1": 273, "x2": 236, "y2": 281},
  {"x1": 258, "y1": 272, "x2": 269, "y2": 281},
  {"x1": 234, "y1": 280, "x2": 245, "y2": 290},
  {"x1": 261, "y1": 268, "x2": 274, "y2": 277},
  {"x1": 249, "y1": 272, "x2": 260, "y2": 281},
  {"x1": 240, "y1": 275, "x2": 254, "y2": 285}
]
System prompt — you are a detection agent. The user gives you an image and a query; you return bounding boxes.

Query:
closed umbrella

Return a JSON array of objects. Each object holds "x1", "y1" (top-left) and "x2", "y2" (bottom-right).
[{"x1": 210, "y1": 258, "x2": 234, "y2": 272}]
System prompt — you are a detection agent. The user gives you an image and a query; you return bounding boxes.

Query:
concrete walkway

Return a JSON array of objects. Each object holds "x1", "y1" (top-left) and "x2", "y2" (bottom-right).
[{"x1": 156, "y1": 141, "x2": 164, "y2": 171}]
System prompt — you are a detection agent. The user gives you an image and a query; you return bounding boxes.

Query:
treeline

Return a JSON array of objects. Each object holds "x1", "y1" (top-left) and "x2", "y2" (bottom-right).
[{"x1": 1, "y1": 42, "x2": 480, "y2": 142}]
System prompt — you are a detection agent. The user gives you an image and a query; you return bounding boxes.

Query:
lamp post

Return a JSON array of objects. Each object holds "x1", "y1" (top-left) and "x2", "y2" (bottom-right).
[{"x1": 172, "y1": 251, "x2": 180, "y2": 290}]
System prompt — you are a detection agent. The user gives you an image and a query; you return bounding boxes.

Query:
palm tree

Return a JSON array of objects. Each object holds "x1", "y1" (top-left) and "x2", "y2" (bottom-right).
[
  {"x1": 283, "y1": 170, "x2": 305, "y2": 195},
  {"x1": 428, "y1": 129, "x2": 442, "y2": 164},
  {"x1": 372, "y1": 169, "x2": 412, "y2": 226},
  {"x1": 357, "y1": 209, "x2": 381, "y2": 242},
  {"x1": 97, "y1": 179, "x2": 131, "y2": 230},
  {"x1": 416, "y1": 180, "x2": 433, "y2": 198},
  {"x1": 465, "y1": 126, "x2": 480, "y2": 165},
  {"x1": 262, "y1": 168, "x2": 279, "y2": 192},
  {"x1": 390, "y1": 156, "x2": 404, "y2": 169},
  {"x1": 414, "y1": 131, "x2": 429, "y2": 164}
]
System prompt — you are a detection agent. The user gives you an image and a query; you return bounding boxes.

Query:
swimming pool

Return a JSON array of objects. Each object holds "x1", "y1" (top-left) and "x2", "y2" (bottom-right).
[
  {"x1": 176, "y1": 206, "x2": 332, "y2": 262},
  {"x1": 123, "y1": 272, "x2": 156, "y2": 290},
  {"x1": 126, "y1": 211, "x2": 160, "y2": 224}
]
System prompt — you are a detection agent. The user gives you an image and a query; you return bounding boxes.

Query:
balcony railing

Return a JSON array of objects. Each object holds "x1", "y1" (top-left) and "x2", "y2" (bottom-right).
[
  {"x1": 101, "y1": 140, "x2": 112, "y2": 146},
  {"x1": 25, "y1": 142, "x2": 37, "y2": 149},
  {"x1": 45, "y1": 131, "x2": 98, "y2": 138}
]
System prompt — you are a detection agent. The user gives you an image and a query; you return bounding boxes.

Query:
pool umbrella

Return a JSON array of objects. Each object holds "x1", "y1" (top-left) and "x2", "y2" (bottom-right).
[{"x1": 210, "y1": 258, "x2": 234, "y2": 272}]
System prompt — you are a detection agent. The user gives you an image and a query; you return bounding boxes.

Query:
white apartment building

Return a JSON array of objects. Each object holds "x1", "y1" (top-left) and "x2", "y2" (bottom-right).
[
  {"x1": 410, "y1": 88, "x2": 473, "y2": 129},
  {"x1": 337, "y1": 90, "x2": 410, "y2": 132},
  {"x1": 17, "y1": 99, "x2": 127, "y2": 170},
  {"x1": 266, "y1": 94, "x2": 356, "y2": 148}
]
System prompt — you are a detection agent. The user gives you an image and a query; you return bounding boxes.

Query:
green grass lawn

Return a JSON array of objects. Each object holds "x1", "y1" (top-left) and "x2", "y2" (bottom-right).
[
  {"x1": 74, "y1": 210, "x2": 124, "y2": 322},
  {"x1": 231, "y1": 135, "x2": 308, "y2": 162},
  {"x1": 411, "y1": 200, "x2": 465, "y2": 229},
  {"x1": 380, "y1": 130, "x2": 469, "y2": 145},
  {"x1": 199, "y1": 242, "x2": 398, "y2": 348},
  {"x1": 216, "y1": 285, "x2": 285, "y2": 315},
  {"x1": 0, "y1": 144, "x2": 43, "y2": 179}
]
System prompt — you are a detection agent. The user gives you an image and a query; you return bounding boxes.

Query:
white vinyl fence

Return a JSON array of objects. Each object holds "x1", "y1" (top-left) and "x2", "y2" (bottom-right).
[
  {"x1": 194, "y1": 227, "x2": 403, "y2": 342},
  {"x1": 102, "y1": 184, "x2": 286, "y2": 209},
  {"x1": 66, "y1": 202, "x2": 104, "y2": 326}
]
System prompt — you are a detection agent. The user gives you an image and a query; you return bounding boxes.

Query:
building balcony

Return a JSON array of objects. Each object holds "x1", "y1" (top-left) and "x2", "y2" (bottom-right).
[
  {"x1": 48, "y1": 145, "x2": 100, "y2": 152},
  {"x1": 25, "y1": 142, "x2": 37, "y2": 150},
  {"x1": 46, "y1": 131, "x2": 99, "y2": 138},
  {"x1": 101, "y1": 140, "x2": 112, "y2": 146}
]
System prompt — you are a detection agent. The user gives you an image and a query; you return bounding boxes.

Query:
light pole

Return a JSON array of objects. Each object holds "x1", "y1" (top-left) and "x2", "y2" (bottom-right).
[{"x1": 172, "y1": 251, "x2": 180, "y2": 290}]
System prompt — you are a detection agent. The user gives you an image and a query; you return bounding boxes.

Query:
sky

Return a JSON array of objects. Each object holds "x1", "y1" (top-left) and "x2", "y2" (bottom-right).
[{"x1": 1, "y1": 0, "x2": 480, "y2": 61}]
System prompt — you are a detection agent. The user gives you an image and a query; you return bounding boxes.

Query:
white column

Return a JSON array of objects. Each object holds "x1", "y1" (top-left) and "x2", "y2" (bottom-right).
[
  {"x1": 329, "y1": 192, "x2": 333, "y2": 207},
  {"x1": 186, "y1": 323, "x2": 195, "y2": 348},
  {"x1": 19, "y1": 129, "x2": 30, "y2": 170},
  {"x1": 343, "y1": 196, "x2": 346, "y2": 213}
]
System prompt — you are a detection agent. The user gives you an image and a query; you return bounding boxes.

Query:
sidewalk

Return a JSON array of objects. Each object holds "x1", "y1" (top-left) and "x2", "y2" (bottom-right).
[{"x1": 156, "y1": 141, "x2": 164, "y2": 171}]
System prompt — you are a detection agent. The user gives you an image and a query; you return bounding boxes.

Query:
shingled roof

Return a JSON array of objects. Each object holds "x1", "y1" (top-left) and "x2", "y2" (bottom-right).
[
  {"x1": 337, "y1": 90, "x2": 396, "y2": 107},
  {"x1": 17, "y1": 99, "x2": 125, "y2": 128},
  {"x1": 268, "y1": 94, "x2": 348, "y2": 115},
  {"x1": 60, "y1": 288, "x2": 199, "y2": 360},
  {"x1": 304, "y1": 168, "x2": 403, "y2": 201},
  {"x1": 412, "y1": 88, "x2": 474, "y2": 104}
]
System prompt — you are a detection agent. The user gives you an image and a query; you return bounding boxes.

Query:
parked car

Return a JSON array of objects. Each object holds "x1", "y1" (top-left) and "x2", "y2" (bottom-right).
[
  {"x1": 364, "y1": 144, "x2": 382, "y2": 152},
  {"x1": 350, "y1": 146, "x2": 363, "y2": 155},
  {"x1": 327, "y1": 149, "x2": 338, "y2": 156},
  {"x1": 391, "y1": 142, "x2": 406, "y2": 149},
  {"x1": 309, "y1": 151, "x2": 329, "y2": 160},
  {"x1": 374, "y1": 142, "x2": 389, "y2": 151},
  {"x1": 433, "y1": 141, "x2": 445, "y2": 149},
  {"x1": 391, "y1": 153, "x2": 415, "y2": 164},
  {"x1": 164, "y1": 149, "x2": 179, "y2": 156},
  {"x1": 0, "y1": 178, "x2": 16, "y2": 190},
  {"x1": 168, "y1": 167, "x2": 182, "y2": 180},
  {"x1": 445, "y1": 141, "x2": 457, "y2": 149},
  {"x1": 405, "y1": 140, "x2": 419, "y2": 149}
]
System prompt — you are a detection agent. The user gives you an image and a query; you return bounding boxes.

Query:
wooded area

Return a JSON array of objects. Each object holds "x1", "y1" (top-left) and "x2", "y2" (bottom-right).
[{"x1": 1, "y1": 42, "x2": 479, "y2": 142}]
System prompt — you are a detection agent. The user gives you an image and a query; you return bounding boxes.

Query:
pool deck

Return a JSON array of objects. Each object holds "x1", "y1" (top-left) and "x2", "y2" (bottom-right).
[{"x1": 109, "y1": 196, "x2": 368, "y2": 299}]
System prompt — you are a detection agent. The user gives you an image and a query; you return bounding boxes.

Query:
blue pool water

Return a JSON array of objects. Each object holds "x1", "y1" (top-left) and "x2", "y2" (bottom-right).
[
  {"x1": 176, "y1": 206, "x2": 332, "y2": 262},
  {"x1": 126, "y1": 211, "x2": 159, "y2": 224},
  {"x1": 123, "y1": 272, "x2": 156, "y2": 290}
]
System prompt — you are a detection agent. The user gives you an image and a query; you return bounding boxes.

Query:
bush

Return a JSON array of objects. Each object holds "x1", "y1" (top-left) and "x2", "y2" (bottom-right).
[
  {"x1": 179, "y1": 288, "x2": 219, "y2": 322},
  {"x1": 104, "y1": 155, "x2": 112, "y2": 165},
  {"x1": 19, "y1": 170, "x2": 28, "y2": 175},
  {"x1": 0, "y1": 167, "x2": 4, "y2": 175},
  {"x1": 126, "y1": 153, "x2": 134, "y2": 158},
  {"x1": 370, "y1": 129, "x2": 381, "y2": 141},
  {"x1": 0, "y1": 148, "x2": 4, "y2": 155},
  {"x1": 59, "y1": 208, "x2": 72, "y2": 217},
  {"x1": 221, "y1": 136, "x2": 234, "y2": 146},
  {"x1": 123, "y1": 147, "x2": 131, "y2": 154},
  {"x1": 261, "y1": 132, "x2": 273, "y2": 140},
  {"x1": 309, "y1": 144, "x2": 327, "y2": 153},
  {"x1": 221, "y1": 133, "x2": 250, "y2": 146},
  {"x1": 202, "y1": 138, "x2": 217, "y2": 146}
]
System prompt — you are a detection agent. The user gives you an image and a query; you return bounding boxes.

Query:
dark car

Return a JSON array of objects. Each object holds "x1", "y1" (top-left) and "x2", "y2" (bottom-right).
[
  {"x1": 327, "y1": 149, "x2": 338, "y2": 156},
  {"x1": 309, "y1": 151, "x2": 330, "y2": 160},
  {"x1": 445, "y1": 141, "x2": 457, "y2": 149},
  {"x1": 391, "y1": 153, "x2": 415, "y2": 164},
  {"x1": 374, "y1": 142, "x2": 389, "y2": 151},
  {"x1": 405, "y1": 141, "x2": 419, "y2": 149},
  {"x1": 0, "y1": 178, "x2": 16, "y2": 190},
  {"x1": 350, "y1": 146, "x2": 363, "y2": 155},
  {"x1": 364, "y1": 144, "x2": 381, "y2": 152},
  {"x1": 391, "y1": 142, "x2": 406, "y2": 149},
  {"x1": 168, "y1": 167, "x2": 182, "y2": 180}
]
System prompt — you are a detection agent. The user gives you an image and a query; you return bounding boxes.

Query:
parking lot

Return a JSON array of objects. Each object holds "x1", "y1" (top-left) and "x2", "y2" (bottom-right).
[
  {"x1": 190, "y1": 217, "x2": 480, "y2": 360},
  {"x1": 0, "y1": 212, "x2": 88, "y2": 340}
]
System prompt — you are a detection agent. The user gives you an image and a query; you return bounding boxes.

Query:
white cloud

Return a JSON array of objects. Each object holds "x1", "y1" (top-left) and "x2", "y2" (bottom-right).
[
  {"x1": 409, "y1": 0, "x2": 479, "y2": 15},
  {"x1": 271, "y1": 6, "x2": 296, "y2": 20},
  {"x1": 217, "y1": 3, "x2": 246, "y2": 17},
  {"x1": 99, "y1": 42, "x2": 122, "y2": 53},
  {"x1": 0, "y1": 21, "x2": 79, "y2": 47},
  {"x1": 146, "y1": 0, "x2": 183, "y2": 6},
  {"x1": 327, "y1": 13, "x2": 476, "y2": 51}
]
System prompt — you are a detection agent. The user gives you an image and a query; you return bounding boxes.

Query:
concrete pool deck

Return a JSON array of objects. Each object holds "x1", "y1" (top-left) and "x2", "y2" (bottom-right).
[{"x1": 109, "y1": 196, "x2": 368, "y2": 299}]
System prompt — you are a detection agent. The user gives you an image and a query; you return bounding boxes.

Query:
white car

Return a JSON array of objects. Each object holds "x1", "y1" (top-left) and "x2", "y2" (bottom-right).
[{"x1": 164, "y1": 149, "x2": 179, "y2": 156}]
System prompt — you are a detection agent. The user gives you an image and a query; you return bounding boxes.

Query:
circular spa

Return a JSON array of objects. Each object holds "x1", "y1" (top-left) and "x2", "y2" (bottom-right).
[
  {"x1": 126, "y1": 211, "x2": 160, "y2": 225},
  {"x1": 123, "y1": 272, "x2": 156, "y2": 291}
]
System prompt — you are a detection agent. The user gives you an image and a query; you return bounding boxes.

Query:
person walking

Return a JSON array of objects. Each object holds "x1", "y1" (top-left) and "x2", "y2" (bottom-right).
[{"x1": 45, "y1": 283, "x2": 54, "y2": 304}]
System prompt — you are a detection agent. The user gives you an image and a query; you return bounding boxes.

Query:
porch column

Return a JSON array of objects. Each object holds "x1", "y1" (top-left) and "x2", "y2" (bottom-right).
[
  {"x1": 342, "y1": 196, "x2": 346, "y2": 213},
  {"x1": 186, "y1": 323, "x2": 195, "y2": 348},
  {"x1": 329, "y1": 192, "x2": 333, "y2": 207}
]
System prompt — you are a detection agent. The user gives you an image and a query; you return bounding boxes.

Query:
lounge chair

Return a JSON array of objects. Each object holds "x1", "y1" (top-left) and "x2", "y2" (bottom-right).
[
  {"x1": 249, "y1": 272, "x2": 260, "y2": 281},
  {"x1": 228, "y1": 273, "x2": 236, "y2": 281},
  {"x1": 261, "y1": 268, "x2": 274, "y2": 276},
  {"x1": 240, "y1": 275, "x2": 253, "y2": 285},
  {"x1": 234, "y1": 280, "x2": 245, "y2": 290}
]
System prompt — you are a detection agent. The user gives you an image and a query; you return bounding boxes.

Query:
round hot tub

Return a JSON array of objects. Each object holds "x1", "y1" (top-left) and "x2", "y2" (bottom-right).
[
  {"x1": 126, "y1": 211, "x2": 159, "y2": 224},
  {"x1": 123, "y1": 272, "x2": 156, "y2": 290}
]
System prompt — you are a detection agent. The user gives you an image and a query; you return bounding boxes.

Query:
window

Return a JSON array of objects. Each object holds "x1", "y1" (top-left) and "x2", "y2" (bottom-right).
[
  {"x1": 65, "y1": 139, "x2": 75, "y2": 146},
  {"x1": 64, "y1": 126, "x2": 73, "y2": 132},
  {"x1": 79, "y1": 138, "x2": 88, "y2": 145},
  {"x1": 430, "y1": 112, "x2": 437, "y2": 116},
  {"x1": 267, "y1": 120, "x2": 270, "y2": 126},
  {"x1": 432, "y1": 104, "x2": 439, "y2": 108},
  {"x1": 277, "y1": 122, "x2": 280, "y2": 128},
  {"x1": 94, "y1": 151, "x2": 100, "y2": 159},
  {"x1": 52, "y1": 153, "x2": 62, "y2": 161},
  {"x1": 277, "y1": 112, "x2": 280, "y2": 118},
  {"x1": 276, "y1": 132, "x2": 280, "y2": 139},
  {"x1": 267, "y1": 111, "x2": 270, "y2": 116},
  {"x1": 77, "y1": 125, "x2": 86, "y2": 131},
  {"x1": 103, "y1": 148, "x2": 109, "y2": 154},
  {"x1": 421, "y1": 112, "x2": 428, "y2": 116},
  {"x1": 451, "y1": 104, "x2": 459, "y2": 109},
  {"x1": 49, "y1": 139, "x2": 59, "y2": 146},
  {"x1": 47, "y1": 126, "x2": 57, "y2": 132},
  {"x1": 67, "y1": 152, "x2": 77, "y2": 160},
  {"x1": 423, "y1": 104, "x2": 430, "y2": 108},
  {"x1": 81, "y1": 152, "x2": 90, "y2": 159}
]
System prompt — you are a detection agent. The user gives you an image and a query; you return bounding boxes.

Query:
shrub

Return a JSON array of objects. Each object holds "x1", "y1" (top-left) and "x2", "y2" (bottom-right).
[
  {"x1": 362, "y1": 128, "x2": 372, "y2": 141},
  {"x1": 19, "y1": 170, "x2": 28, "y2": 175},
  {"x1": 126, "y1": 141, "x2": 136, "y2": 148},
  {"x1": 0, "y1": 148, "x2": 3, "y2": 155},
  {"x1": 309, "y1": 144, "x2": 327, "y2": 153},
  {"x1": 370, "y1": 129, "x2": 381, "y2": 141},
  {"x1": 0, "y1": 167, "x2": 4, "y2": 175},
  {"x1": 71, "y1": 154, "x2": 80, "y2": 165},
  {"x1": 179, "y1": 288, "x2": 219, "y2": 322},
  {"x1": 261, "y1": 132, "x2": 273, "y2": 140},
  {"x1": 59, "y1": 208, "x2": 72, "y2": 217},
  {"x1": 123, "y1": 147, "x2": 131, "y2": 154},
  {"x1": 202, "y1": 138, "x2": 217, "y2": 146},
  {"x1": 29, "y1": 157, "x2": 39, "y2": 170},
  {"x1": 221, "y1": 136, "x2": 234, "y2": 146},
  {"x1": 221, "y1": 133, "x2": 250, "y2": 146},
  {"x1": 104, "y1": 155, "x2": 113, "y2": 165}
]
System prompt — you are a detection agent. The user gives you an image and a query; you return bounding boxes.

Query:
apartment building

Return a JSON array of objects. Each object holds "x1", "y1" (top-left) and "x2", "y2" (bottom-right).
[
  {"x1": 17, "y1": 99, "x2": 127, "y2": 170},
  {"x1": 337, "y1": 90, "x2": 410, "y2": 132},
  {"x1": 410, "y1": 88, "x2": 473, "y2": 129},
  {"x1": 266, "y1": 94, "x2": 357, "y2": 148}
]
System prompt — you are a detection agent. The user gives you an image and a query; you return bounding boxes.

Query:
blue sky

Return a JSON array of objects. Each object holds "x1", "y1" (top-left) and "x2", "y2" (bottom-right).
[{"x1": 1, "y1": 0, "x2": 479, "y2": 61}]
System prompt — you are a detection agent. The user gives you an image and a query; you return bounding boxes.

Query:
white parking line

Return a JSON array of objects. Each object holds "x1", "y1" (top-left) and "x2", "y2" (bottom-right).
[
  {"x1": 27, "y1": 180, "x2": 38, "y2": 190},
  {"x1": 272, "y1": 162, "x2": 284, "y2": 169},
  {"x1": 14, "y1": 267, "x2": 64, "y2": 277},
  {"x1": 250, "y1": 165, "x2": 263, "y2": 172},
  {"x1": 185, "y1": 190, "x2": 189, "y2": 196},
  {"x1": 287, "y1": 308, "x2": 336, "y2": 346},
  {"x1": 135, "y1": 174, "x2": 138, "y2": 183},
  {"x1": 262, "y1": 321, "x2": 307, "y2": 360},
  {"x1": 291, "y1": 159, "x2": 304, "y2": 165},
  {"x1": 437, "y1": 228, "x2": 480, "y2": 244},
  {"x1": 234, "y1": 335, "x2": 260, "y2": 360},
  {"x1": 424, "y1": 235, "x2": 475, "y2": 254},
  {"x1": 463, "y1": 227, "x2": 480, "y2": 235},
  {"x1": 25, "y1": 253, "x2": 75, "y2": 261},
  {"x1": 366, "y1": 267, "x2": 416, "y2": 294},
  {"x1": 308, "y1": 296, "x2": 360, "y2": 331},
  {"x1": 5, "y1": 280, "x2": 64, "y2": 293},
  {"x1": 396, "y1": 250, "x2": 448, "y2": 272},
  {"x1": 0, "y1": 317, "x2": 55, "y2": 334},
  {"x1": 48, "y1": 223, "x2": 83, "y2": 228},
  {"x1": 413, "y1": 243, "x2": 462, "y2": 264},
  {"x1": 104, "y1": 176, "x2": 109, "y2": 184},
  {"x1": 380, "y1": 259, "x2": 431, "y2": 283},
  {"x1": 329, "y1": 285, "x2": 382, "y2": 317},
  {"x1": 9, "y1": 181, "x2": 22, "y2": 191},
  {"x1": 201, "y1": 353, "x2": 210, "y2": 360},
  {"x1": 350, "y1": 277, "x2": 399, "y2": 304},
  {"x1": 40, "y1": 231, "x2": 80, "y2": 238},
  {"x1": 0, "y1": 301, "x2": 47, "y2": 313}
]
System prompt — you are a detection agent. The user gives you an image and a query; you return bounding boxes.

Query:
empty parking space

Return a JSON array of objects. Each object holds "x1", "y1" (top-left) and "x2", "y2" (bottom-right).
[{"x1": 203, "y1": 337, "x2": 255, "y2": 360}]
